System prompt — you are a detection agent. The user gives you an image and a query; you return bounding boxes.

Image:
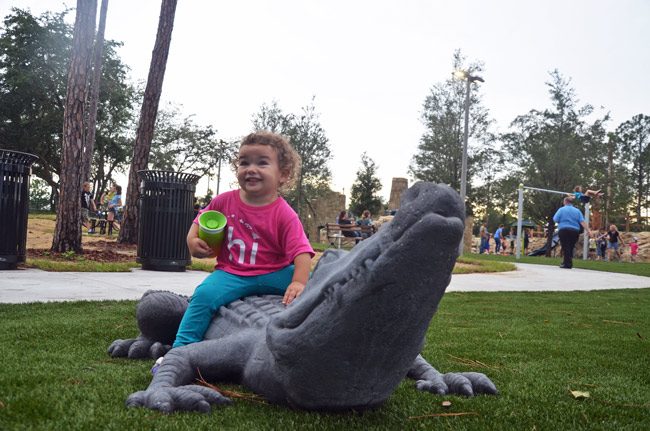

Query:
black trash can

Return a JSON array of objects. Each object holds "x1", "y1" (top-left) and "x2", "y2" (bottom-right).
[
  {"x1": 0, "y1": 149, "x2": 39, "y2": 270},
  {"x1": 136, "y1": 170, "x2": 201, "y2": 271}
]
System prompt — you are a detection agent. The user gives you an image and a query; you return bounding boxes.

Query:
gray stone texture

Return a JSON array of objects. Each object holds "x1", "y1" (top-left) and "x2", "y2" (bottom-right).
[{"x1": 109, "y1": 182, "x2": 497, "y2": 413}]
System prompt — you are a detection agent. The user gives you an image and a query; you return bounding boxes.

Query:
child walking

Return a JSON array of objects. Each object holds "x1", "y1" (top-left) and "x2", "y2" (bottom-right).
[
  {"x1": 630, "y1": 237, "x2": 639, "y2": 263},
  {"x1": 172, "y1": 131, "x2": 314, "y2": 348}
]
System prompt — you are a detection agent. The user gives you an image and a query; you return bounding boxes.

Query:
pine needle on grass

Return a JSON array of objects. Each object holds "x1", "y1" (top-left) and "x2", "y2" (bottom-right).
[
  {"x1": 447, "y1": 354, "x2": 499, "y2": 370},
  {"x1": 196, "y1": 369, "x2": 267, "y2": 405},
  {"x1": 409, "y1": 412, "x2": 479, "y2": 419}
]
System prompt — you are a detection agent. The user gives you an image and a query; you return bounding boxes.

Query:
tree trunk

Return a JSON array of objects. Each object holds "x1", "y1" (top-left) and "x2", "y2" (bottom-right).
[
  {"x1": 605, "y1": 135, "x2": 613, "y2": 227},
  {"x1": 52, "y1": 0, "x2": 97, "y2": 253},
  {"x1": 636, "y1": 138, "x2": 644, "y2": 223},
  {"x1": 216, "y1": 157, "x2": 222, "y2": 195},
  {"x1": 83, "y1": 0, "x2": 109, "y2": 182},
  {"x1": 119, "y1": 0, "x2": 178, "y2": 244}
]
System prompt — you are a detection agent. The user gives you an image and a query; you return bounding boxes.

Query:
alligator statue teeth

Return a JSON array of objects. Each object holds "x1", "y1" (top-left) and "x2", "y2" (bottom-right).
[{"x1": 108, "y1": 182, "x2": 498, "y2": 413}]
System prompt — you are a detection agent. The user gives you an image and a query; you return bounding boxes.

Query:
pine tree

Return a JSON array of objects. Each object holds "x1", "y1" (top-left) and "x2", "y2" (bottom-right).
[
  {"x1": 119, "y1": 0, "x2": 177, "y2": 244},
  {"x1": 349, "y1": 152, "x2": 383, "y2": 217},
  {"x1": 51, "y1": 0, "x2": 97, "y2": 253},
  {"x1": 409, "y1": 50, "x2": 492, "y2": 209}
]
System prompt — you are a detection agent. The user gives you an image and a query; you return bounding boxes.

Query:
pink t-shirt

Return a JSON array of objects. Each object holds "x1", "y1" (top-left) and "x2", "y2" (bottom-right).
[
  {"x1": 630, "y1": 242, "x2": 638, "y2": 255},
  {"x1": 195, "y1": 190, "x2": 314, "y2": 276}
]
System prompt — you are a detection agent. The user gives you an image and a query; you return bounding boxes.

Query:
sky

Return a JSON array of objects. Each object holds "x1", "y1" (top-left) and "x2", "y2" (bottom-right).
[{"x1": 1, "y1": 0, "x2": 649, "y2": 202}]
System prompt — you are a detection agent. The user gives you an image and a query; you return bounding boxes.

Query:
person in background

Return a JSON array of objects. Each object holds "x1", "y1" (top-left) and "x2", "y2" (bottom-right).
[
  {"x1": 494, "y1": 224, "x2": 504, "y2": 254},
  {"x1": 356, "y1": 209, "x2": 375, "y2": 239},
  {"x1": 106, "y1": 184, "x2": 123, "y2": 229},
  {"x1": 479, "y1": 222, "x2": 488, "y2": 254},
  {"x1": 523, "y1": 227, "x2": 530, "y2": 255},
  {"x1": 553, "y1": 197, "x2": 591, "y2": 269},
  {"x1": 606, "y1": 224, "x2": 625, "y2": 262},
  {"x1": 629, "y1": 236, "x2": 639, "y2": 263},
  {"x1": 508, "y1": 227, "x2": 516, "y2": 255},
  {"x1": 338, "y1": 210, "x2": 361, "y2": 244},
  {"x1": 595, "y1": 229, "x2": 607, "y2": 260},
  {"x1": 81, "y1": 181, "x2": 97, "y2": 233},
  {"x1": 570, "y1": 185, "x2": 603, "y2": 204},
  {"x1": 100, "y1": 187, "x2": 114, "y2": 207},
  {"x1": 483, "y1": 232, "x2": 492, "y2": 254}
]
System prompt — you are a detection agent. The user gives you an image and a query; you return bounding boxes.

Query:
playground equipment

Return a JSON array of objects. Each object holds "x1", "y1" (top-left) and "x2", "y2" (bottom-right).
[
  {"x1": 527, "y1": 231, "x2": 560, "y2": 256},
  {"x1": 515, "y1": 185, "x2": 590, "y2": 260}
]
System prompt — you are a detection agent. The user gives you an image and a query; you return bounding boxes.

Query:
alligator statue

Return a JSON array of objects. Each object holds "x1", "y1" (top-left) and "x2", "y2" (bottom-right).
[{"x1": 109, "y1": 182, "x2": 497, "y2": 413}]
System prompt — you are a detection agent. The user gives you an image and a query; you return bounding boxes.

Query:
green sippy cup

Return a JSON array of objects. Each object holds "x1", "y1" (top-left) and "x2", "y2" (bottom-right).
[{"x1": 197, "y1": 210, "x2": 227, "y2": 252}]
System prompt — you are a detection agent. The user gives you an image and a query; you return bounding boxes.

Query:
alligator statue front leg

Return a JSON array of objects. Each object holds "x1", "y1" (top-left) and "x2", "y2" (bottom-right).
[
  {"x1": 408, "y1": 355, "x2": 498, "y2": 396},
  {"x1": 126, "y1": 334, "x2": 259, "y2": 413}
]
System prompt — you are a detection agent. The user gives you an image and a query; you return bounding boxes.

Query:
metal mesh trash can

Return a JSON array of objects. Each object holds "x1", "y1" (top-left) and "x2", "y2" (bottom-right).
[
  {"x1": 0, "y1": 149, "x2": 39, "y2": 269},
  {"x1": 136, "y1": 170, "x2": 201, "y2": 271}
]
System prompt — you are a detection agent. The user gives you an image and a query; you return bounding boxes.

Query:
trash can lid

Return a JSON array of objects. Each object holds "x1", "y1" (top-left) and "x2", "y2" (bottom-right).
[
  {"x1": 137, "y1": 170, "x2": 200, "y2": 185},
  {"x1": 0, "y1": 149, "x2": 39, "y2": 166}
]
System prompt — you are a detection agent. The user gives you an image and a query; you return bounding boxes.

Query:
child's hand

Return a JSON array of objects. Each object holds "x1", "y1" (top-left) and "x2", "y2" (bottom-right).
[
  {"x1": 282, "y1": 281, "x2": 306, "y2": 305},
  {"x1": 187, "y1": 236, "x2": 216, "y2": 259}
]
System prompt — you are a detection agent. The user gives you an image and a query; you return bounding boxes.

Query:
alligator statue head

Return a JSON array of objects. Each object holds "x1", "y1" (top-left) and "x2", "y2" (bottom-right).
[
  {"x1": 110, "y1": 182, "x2": 496, "y2": 413},
  {"x1": 265, "y1": 181, "x2": 464, "y2": 409}
]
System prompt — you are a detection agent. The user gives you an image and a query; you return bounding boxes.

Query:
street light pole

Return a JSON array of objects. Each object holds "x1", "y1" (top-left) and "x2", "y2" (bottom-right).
[{"x1": 453, "y1": 70, "x2": 484, "y2": 256}]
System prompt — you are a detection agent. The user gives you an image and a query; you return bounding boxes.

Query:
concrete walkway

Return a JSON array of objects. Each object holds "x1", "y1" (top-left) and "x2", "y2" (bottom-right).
[{"x1": 1, "y1": 263, "x2": 649, "y2": 304}]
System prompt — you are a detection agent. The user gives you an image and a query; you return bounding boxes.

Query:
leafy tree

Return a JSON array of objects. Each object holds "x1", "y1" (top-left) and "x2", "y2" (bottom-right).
[
  {"x1": 0, "y1": 7, "x2": 136, "y2": 202},
  {"x1": 502, "y1": 71, "x2": 596, "y2": 219},
  {"x1": 52, "y1": 0, "x2": 97, "y2": 253},
  {"x1": 469, "y1": 132, "x2": 505, "y2": 222},
  {"x1": 120, "y1": 0, "x2": 177, "y2": 244},
  {"x1": 501, "y1": 70, "x2": 614, "y2": 251},
  {"x1": 0, "y1": 8, "x2": 70, "y2": 194},
  {"x1": 616, "y1": 114, "x2": 650, "y2": 223},
  {"x1": 410, "y1": 50, "x2": 493, "y2": 214},
  {"x1": 90, "y1": 64, "x2": 138, "y2": 199},
  {"x1": 29, "y1": 178, "x2": 53, "y2": 212},
  {"x1": 149, "y1": 103, "x2": 217, "y2": 176},
  {"x1": 210, "y1": 138, "x2": 239, "y2": 195},
  {"x1": 252, "y1": 99, "x2": 332, "y2": 219},
  {"x1": 199, "y1": 188, "x2": 213, "y2": 208},
  {"x1": 349, "y1": 152, "x2": 383, "y2": 217}
]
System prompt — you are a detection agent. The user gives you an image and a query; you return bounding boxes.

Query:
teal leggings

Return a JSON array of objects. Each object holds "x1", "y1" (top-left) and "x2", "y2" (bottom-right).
[{"x1": 173, "y1": 266, "x2": 295, "y2": 348}]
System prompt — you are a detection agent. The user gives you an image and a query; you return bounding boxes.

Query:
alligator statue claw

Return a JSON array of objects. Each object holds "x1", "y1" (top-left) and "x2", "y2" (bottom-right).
[{"x1": 110, "y1": 182, "x2": 498, "y2": 412}]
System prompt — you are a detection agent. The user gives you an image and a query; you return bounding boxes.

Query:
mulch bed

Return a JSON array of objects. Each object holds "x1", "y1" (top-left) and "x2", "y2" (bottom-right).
[
  {"x1": 85, "y1": 239, "x2": 137, "y2": 251},
  {"x1": 27, "y1": 246, "x2": 136, "y2": 263}
]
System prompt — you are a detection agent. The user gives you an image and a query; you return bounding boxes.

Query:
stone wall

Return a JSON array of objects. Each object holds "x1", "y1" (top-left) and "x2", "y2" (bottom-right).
[
  {"x1": 388, "y1": 178, "x2": 408, "y2": 210},
  {"x1": 302, "y1": 176, "x2": 410, "y2": 241},
  {"x1": 303, "y1": 190, "x2": 346, "y2": 242}
]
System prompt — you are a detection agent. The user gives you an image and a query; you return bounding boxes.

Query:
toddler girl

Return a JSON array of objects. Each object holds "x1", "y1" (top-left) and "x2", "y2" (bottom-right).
[
  {"x1": 173, "y1": 131, "x2": 314, "y2": 348},
  {"x1": 630, "y1": 237, "x2": 639, "y2": 263}
]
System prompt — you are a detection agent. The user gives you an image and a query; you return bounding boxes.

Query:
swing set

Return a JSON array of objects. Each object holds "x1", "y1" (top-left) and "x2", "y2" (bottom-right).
[{"x1": 514, "y1": 185, "x2": 591, "y2": 260}]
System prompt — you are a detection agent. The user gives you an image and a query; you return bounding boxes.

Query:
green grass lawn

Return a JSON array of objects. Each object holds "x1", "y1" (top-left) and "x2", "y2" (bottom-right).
[
  {"x1": 470, "y1": 252, "x2": 650, "y2": 277},
  {"x1": 26, "y1": 241, "x2": 516, "y2": 275},
  {"x1": 1, "y1": 289, "x2": 648, "y2": 430}
]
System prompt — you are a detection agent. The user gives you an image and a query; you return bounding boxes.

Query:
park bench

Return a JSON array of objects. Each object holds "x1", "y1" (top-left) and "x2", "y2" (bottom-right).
[
  {"x1": 89, "y1": 208, "x2": 122, "y2": 236},
  {"x1": 325, "y1": 223, "x2": 375, "y2": 248}
]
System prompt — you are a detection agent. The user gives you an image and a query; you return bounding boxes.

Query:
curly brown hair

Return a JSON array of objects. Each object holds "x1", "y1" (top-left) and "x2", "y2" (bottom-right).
[{"x1": 234, "y1": 131, "x2": 301, "y2": 189}]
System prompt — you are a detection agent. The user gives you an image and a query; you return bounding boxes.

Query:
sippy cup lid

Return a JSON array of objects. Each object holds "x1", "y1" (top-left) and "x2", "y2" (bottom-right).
[{"x1": 206, "y1": 219, "x2": 219, "y2": 229}]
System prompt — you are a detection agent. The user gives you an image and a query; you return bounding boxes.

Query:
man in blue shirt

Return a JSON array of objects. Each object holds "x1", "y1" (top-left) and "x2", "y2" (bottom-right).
[
  {"x1": 553, "y1": 197, "x2": 591, "y2": 269},
  {"x1": 494, "y1": 224, "x2": 504, "y2": 253}
]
